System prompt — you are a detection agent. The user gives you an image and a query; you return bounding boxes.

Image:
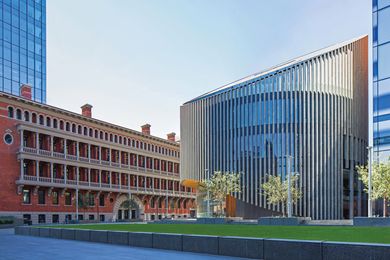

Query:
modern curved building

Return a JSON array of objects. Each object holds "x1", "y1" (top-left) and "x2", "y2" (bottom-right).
[{"x1": 180, "y1": 36, "x2": 368, "y2": 220}]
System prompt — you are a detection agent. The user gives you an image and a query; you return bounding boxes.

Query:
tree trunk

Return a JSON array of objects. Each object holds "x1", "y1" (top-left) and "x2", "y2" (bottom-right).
[
  {"x1": 384, "y1": 198, "x2": 387, "y2": 217},
  {"x1": 282, "y1": 202, "x2": 285, "y2": 217}
]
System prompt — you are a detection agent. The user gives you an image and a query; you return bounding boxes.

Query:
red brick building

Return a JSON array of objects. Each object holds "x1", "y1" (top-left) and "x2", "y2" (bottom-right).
[{"x1": 0, "y1": 86, "x2": 196, "y2": 224}]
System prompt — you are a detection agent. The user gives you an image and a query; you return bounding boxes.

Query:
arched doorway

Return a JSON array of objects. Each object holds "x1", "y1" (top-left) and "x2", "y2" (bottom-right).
[{"x1": 112, "y1": 194, "x2": 144, "y2": 221}]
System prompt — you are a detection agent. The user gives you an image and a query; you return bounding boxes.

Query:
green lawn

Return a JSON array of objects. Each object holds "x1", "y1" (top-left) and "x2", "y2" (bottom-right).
[{"x1": 49, "y1": 223, "x2": 390, "y2": 244}]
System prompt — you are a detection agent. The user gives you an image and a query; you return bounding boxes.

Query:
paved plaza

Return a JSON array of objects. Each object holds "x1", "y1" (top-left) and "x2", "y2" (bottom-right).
[{"x1": 0, "y1": 229, "x2": 248, "y2": 260}]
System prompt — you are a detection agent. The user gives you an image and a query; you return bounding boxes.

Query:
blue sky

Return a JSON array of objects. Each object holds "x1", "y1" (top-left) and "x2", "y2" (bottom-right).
[{"x1": 47, "y1": 0, "x2": 371, "y2": 139}]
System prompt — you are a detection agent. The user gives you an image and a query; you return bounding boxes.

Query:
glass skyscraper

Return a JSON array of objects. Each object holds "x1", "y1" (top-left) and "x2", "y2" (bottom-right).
[
  {"x1": 0, "y1": 0, "x2": 46, "y2": 103},
  {"x1": 373, "y1": 0, "x2": 390, "y2": 160},
  {"x1": 181, "y1": 36, "x2": 368, "y2": 220}
]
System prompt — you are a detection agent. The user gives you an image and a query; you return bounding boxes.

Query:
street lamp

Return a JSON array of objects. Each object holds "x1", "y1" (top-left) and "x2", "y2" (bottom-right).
[
  {"x1": 205, "y1": 169, "x2": 210, "y2": 218},
  {"x1": 367, "y1": 146, "x2": 373, "y2": 217}
]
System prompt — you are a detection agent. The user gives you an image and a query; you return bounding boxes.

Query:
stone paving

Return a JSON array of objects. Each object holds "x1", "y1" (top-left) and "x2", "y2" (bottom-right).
[{"x1": 0, "y1": 228, "x2": 249, "y2": 260}]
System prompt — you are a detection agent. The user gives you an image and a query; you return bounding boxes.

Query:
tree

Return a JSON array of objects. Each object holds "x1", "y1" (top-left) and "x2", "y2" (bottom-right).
[
  {"x1": 357, "y1": 160, "x2": 390, "y2": 217},
  {"x1": 261, "y1": 174, "x2": 301, "y2": 217},
  {"x1": 200, "y1": 171, "x2": 242, "y2": 217}
]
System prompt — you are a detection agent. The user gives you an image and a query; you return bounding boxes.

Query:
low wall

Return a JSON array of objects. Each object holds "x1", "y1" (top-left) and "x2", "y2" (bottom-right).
[
  {"x1": 353, "y1": 217, "x2": 390, "y2": 226},
  {"x1": 14, "y1": 226, "x2": 390, "y2": 260}
]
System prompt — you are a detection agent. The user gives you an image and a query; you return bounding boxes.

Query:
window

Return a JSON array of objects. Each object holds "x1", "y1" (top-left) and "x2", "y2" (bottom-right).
[
  {"x1": 32, "y1": 113, "x2": 37, "y2": 123},
  {"x1": 99, "y1": 194, "x2": 105, "y2": 206},
  {"x1": 78, "y1": 125, "x2": 82, "y2": 134},
  {"x1": 52, "y1": 214, "x2": 59, "y2": 223},
  {"x1": 46, "y1": 117, "x2": 51, "y2": 127},
  {"x1": 4, "y1": 133, "x2": 13, "y2": 145},
  {"x1": 53, "y1": 119, "x2": 58, "y2": 128},
  {"x1": 38, "y1": 214, "x2": 46, "y2": 224},
  {"x1": 38, "y1": 189, "x2": 45, "y2": 204},
  {"x1": 378, "y1": 6, "x2": 390, "y2": 45},
  {"x1": 99, "y1": 215, "x2": 105, "y2": 222},
  {"x1": 78, "y1": 215, "x2": 84, "y2": 221},
  {"x1": 66, "y1": 122, "x2": 70, "y2": 131},
  {"x1": 379, "y1": 43, "x2": 390, "y2": 80},
  {"x1": 65, "y1": 191, "x2": 72, "y2": 205},
  {"x1": 59, "y1": 120, "x2": 64, "y2": 130},
  {"x1": 52, "y1": 191, "x2": 59, "y2": 205},
  {"x1": 89, "y1": 215, "x2": 95, "y2": 220},
  {"x1": 84, "y1": 127, "x2": 87, "y2": 136},
  {"x1": 16, "y1": 109, "x2": 22, "y2": 120},
  {"x1": 89, "y1": 128, "x2": 93, "y2": 137},
  {"x1": 88, "y1": 193, "x2": 95, "y2": 206},
  {"x1": 23, "y1": 214, "x2": 31, "y2": 224},
  {"x1": 39, "y1": 115, "x2": 44, "y2": 125},
  {"x1": 24, "y1": 111, "x2": 30, "y2": 122},
  {"x1": 72, "y1": 124, "x2": 76, "y2": 133},
  {"x1": 8, "y1": 107, "x2": 14, "y2": 118},
  {"x1": 23, "y1": 189, "x2": 31, "y2": 204},
  {"x1": 66, "y1": 214, "x2": 72, "y2": 222}
]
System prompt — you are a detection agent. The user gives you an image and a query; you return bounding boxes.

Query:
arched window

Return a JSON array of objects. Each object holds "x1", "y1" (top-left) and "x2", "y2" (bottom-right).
[
  {"x1": 110, "y1": 134, "x2": 113, "y2": 142},
  {"x1": 24, "y1": 111, "x2": 30, "y2": 122},
  {"x1": 105, "y1": 132, "x2": 108, "y2": 141},
  {"x1": 53, "y1": 119, "x2": 58, "y2": 128},
  {"x1": 78, "y1": 125, "x2": 82, "y2": 134},
  {"x1": 114, "y1": 135, "x2": 117, "y2": 143},
  {"x1": 66, "y1": 122, "x2": 70, "y2": 131},
  {"x1": 46, "y1": 117, "x2": 51, "y2": 127},
  {"x1": 95, "y1": 130, "x2": 98, "y2": 138},
  {"x1": 100, "y1": 131, "x2": 103, "y2": 139},
  {"x1": 8, "y1": 107, "x2": 14, "y2": 118},
  {"x1": 72, "y1": 123, "x2": 76, "y2": 133},
  {"x1": 16, "y1": 109, "x2": 22, "y2": 120},
  {"x1": 39, "y1": 115, "x2": 44, "y2": 125},
  {"x1": 59, "y1": 120, "x2": 64, "y2": 130},
  {"x1": 119, "y1": 136, "x2": 122, "y2": 144},
  {"x1": 32, "y1": 113, "x2": 37, "y2": 123},
  {"x1": 89, "y1": 128, "x2": 93, "y2": 137},
  {"x1": 83, "y1": 127, "x2": 88, "y2": 136}
]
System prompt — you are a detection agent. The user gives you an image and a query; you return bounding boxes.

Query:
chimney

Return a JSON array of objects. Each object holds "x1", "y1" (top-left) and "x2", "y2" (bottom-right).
[
  {"x1": 20, "y1": 84, "x2": 32, "y2": 100},
  {"x1": 167, "y1": 132, "x2": 176, "y2": 142},
  {"x1": 81, "y1": 104, "x2": 93, "y2": 118},
  {"x1": 141, "y1": 124, "x2": 151, "y2": 135}
]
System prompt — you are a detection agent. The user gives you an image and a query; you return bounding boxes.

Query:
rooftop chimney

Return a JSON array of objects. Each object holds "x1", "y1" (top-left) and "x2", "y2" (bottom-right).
[
  {"x1": 20, "y1": 84, "x2": 32, "y2": 100},
  {"x1": 81, "y1": 104, "x2": 93, "y2": 118},
  {"x1": 167, "y1": 132, "x2": 176, "y2": 142},
  {"x1": 141, "y1": 124, "x2": 151, "y2": 135}
]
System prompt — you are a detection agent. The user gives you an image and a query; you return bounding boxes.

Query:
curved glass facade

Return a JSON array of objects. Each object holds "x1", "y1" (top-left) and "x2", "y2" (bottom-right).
[{"x1": 181, "y1": 36, "x2": 368, "y2": 220}]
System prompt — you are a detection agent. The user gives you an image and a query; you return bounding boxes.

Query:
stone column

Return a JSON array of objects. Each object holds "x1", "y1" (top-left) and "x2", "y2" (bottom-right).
[
  {"x1": 88, "y1": 144, "x2": 91, "y2": 162},
  {"x1": 64, "y1": 139, "x2": 67, "y2": 155},
  {"x1": 50, "y1": 162, "x2": 53, "y2": 182},
  {"x1": 109, "y1": 171, "x2": 112, "y2": 188},
  {"x1": 36, "y1": 160, "x2": 39, "y2": 179},
  {"x1": 20, "y1": 129, "x2": 24, "y2": 150},
  {"x1": 88, "y1": 168, "x2": 91, "y2": 186},
  {"x1": 50, "y1": 136, "x2": 54, "y2": 154},
  {"x1": 20, "y1": 159, "x2": 24, "y2": 180}
]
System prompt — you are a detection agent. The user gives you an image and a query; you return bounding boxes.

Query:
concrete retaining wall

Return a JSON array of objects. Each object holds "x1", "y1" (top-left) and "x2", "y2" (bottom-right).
[
  {"x1": 183, "y1": 234, "x2": 219, "y2": 254},
  {"x1": 14, "y1": 226, "x2": 390, "y2": 260},
  {"x1": 353, "y1": 217, "x2": 390, "y2": 226}
]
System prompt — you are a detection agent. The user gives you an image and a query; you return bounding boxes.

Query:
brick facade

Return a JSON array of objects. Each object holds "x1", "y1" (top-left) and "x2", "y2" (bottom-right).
[{"x1": 0, "y1": 91, "x2": 195, "y2": 224}]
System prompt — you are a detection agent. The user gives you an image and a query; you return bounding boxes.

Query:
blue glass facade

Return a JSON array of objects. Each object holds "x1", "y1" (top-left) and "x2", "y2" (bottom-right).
[
  {"x1": 373, "y1": 0, "x2": 390, "y2": 159},
  {"x1": 181, "y1": 37, "x2": 368, "y2": 219},
  {"x1": 0, "y1": 0, "x2": 46, "y2": 103}
]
